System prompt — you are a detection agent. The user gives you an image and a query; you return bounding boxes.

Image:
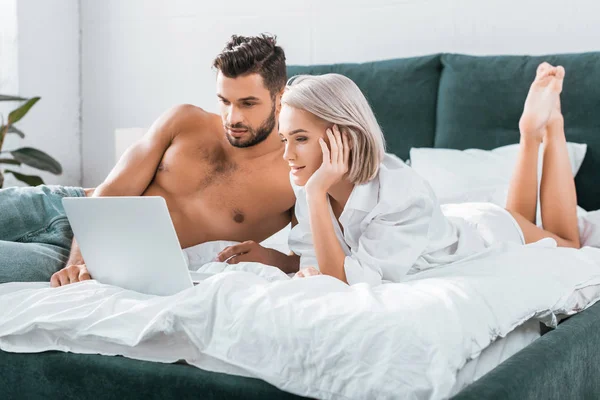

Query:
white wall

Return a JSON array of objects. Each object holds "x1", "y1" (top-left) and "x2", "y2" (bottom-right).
[
  {"x1": 81, "y1": 0, "x2": 600, "y2": 187},
  {"x1": 0, "y1": 0, "x2": 18, "y2": 95},
  {"x1": 1, "y1": 0, "x2": 81, "y2": 187},
  {"x1": 0, "y1": 0, "x2": 19, "y2": 187}
]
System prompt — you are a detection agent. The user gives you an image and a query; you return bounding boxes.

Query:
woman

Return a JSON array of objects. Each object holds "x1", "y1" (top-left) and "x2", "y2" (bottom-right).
[{"x1": 218, "y1": 63, "x2": 581, "y2": 285}]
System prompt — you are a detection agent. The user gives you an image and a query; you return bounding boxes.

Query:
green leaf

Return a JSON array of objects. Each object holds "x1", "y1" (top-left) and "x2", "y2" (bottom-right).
[
  {"x1": 0, "y1": 125, "x2": 25, "y2": 138},
  {"x1": 8, "y1": 125, "x2": 25, "y2": 138},
  {"x1": 8, "y1": 97, "x2": 40, "y2": 125},
  {"x1": 0, "y1": 158, "x2": 21, "y2": 165},
  {"x1": 4, "y1": 169, "x2": 44, "y2": 186},
  {"x1": 0, "y1": 95, "x2": 28, "y2": 101},
  {"x1": 10, "y1": 147, "x2": 62, "y2": 174}
]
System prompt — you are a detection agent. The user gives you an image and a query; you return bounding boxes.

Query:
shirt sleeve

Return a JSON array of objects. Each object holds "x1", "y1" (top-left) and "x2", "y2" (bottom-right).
[
  {"x1": 289, "y1": 223, "x2": 318, "y2": 269},
  {"x1": 287, "y1": 181, "x2": 319, "y2": 269},
  {"x1": 344, "y1": 195, "x2": 434, "y2": 286}
]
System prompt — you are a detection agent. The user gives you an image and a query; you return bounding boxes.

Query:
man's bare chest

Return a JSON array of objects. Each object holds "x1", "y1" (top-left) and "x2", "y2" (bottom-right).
[{"x1": 151, "y1": 140, "x2": 293, "y2": 219}]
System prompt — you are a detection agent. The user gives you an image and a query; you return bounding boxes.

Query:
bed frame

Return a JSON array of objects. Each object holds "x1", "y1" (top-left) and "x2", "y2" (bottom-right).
[{"x1": 2, "y1": 51, "x2": 600, "y2": 399}]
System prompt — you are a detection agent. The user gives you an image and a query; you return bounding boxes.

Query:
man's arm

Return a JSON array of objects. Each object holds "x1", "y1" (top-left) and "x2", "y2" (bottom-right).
[
  {"x1": 53, "y1": 104, "x2": 200, "y2": 286},
  {"x1": 94, "y1": 104, "x2": 197, "y2": 197},
  {"x1": 215, "y1": 207, "x2": 301, "y2": 274}
]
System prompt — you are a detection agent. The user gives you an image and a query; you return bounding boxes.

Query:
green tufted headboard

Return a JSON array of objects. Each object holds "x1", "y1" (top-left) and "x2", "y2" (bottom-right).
[
  {"x1": 287, "y1": 55, "x2": 442, "y2": 163},
  {"x1": 287, "y1": 52, "x2": 600, "y2": 211}
]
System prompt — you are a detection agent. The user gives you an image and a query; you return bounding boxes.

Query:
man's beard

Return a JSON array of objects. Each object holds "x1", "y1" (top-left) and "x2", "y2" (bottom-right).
[{"x1": 225, "y1": 103, "x2": 276, "y2": 148}]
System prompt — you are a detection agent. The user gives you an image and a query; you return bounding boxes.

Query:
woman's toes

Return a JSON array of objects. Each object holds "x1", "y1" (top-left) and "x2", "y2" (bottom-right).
[{"x1": 536, "y1": 62, "x2": 552, "y2": 76}]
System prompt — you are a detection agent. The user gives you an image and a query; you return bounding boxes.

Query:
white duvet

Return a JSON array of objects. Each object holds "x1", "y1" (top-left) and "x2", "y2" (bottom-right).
[{"x1": 2, "y1": 240, "x2": 600, "y2": 400}]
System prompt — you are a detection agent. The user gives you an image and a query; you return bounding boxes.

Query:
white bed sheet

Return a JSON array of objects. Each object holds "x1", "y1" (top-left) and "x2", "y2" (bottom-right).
[
  {"x1": 2, "y1": 241, "x2": 600, "y2": 400},
  {"x1": 451, "y1": 319, "x2": 540, "y2": 396}
]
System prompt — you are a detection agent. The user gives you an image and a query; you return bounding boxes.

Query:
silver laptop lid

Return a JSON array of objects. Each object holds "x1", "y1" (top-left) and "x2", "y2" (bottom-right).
[{"x1": 62, "y1": 196, "x2": 193, "y2": 296}]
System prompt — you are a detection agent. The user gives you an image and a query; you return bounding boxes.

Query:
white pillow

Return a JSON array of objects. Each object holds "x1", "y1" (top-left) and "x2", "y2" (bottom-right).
[{"x1": 409, "y1": 143, "x2": 588, "y2": 225}]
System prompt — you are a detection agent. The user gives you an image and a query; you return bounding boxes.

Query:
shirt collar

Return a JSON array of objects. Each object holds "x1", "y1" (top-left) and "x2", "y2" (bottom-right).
[{"x1": 344, "y1": 174, "x2": 380, "y2": 214}]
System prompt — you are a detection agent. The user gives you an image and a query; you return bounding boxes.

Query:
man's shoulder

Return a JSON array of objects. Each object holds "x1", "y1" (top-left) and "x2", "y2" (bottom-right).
[
  {"x1": 167, "y1": 104, "x2": 220, "y2": 127},
  {"x1": 157, "y1": 104, "x2": 222, "y2": 142}
]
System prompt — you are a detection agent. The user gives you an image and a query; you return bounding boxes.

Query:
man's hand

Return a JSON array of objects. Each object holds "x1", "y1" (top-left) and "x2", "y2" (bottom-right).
[
  {"x1": 294, "y1": 266, "x2": 322, "y2": 278},
  {"x1": 216, "y1": 241, "x2": 286, "y2": 266},
  {"x1": 50, "y1": 264, "x2": 92, "y2": 287}
]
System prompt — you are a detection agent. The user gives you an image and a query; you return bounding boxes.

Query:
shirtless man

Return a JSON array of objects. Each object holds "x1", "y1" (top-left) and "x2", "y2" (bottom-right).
[{"x1": 0, "y1": 34, "x2": 298, "y2": 286}]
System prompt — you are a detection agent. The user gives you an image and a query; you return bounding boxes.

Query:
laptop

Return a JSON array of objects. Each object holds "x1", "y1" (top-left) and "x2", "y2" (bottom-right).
[{"x1": 62, "y1": 196, "x2": 195, "y2": 296}]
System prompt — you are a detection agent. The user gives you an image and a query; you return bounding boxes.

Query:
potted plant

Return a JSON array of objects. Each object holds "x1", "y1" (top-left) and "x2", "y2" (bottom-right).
[{"x1": 0, "y1": 94, "x2": 63, "y2": 188}]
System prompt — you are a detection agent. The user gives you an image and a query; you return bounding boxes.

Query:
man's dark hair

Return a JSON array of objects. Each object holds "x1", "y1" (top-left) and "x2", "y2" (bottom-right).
[{"x1": 213, "y1": 34, "x2": 287, "y2": 97}]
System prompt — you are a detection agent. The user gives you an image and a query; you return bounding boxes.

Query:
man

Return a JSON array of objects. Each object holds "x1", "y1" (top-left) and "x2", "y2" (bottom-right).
[{"x1": 0, "y1": 34, "x2": 298, "y2": 286}]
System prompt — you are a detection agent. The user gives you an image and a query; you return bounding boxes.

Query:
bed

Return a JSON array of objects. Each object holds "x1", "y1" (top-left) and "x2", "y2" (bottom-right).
[
  {"x1": 1, "y1": 51, "x2": 600, "y2": 399},
  {"x1": 0, "y1": 320, "x2": 540, "y2": 400}
]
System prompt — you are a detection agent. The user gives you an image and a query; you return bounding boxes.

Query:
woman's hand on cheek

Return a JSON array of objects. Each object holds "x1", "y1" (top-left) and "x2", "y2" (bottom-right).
[{"x1": 305, "y1": 125, "x2": 350, "y2": 197}]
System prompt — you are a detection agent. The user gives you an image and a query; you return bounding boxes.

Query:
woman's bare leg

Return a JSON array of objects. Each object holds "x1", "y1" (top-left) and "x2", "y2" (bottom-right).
[
  {"x1": 539, "y1": 103, "x2": 580, "y2": 247},
  {"x1": 506, "y1": 62, "x2": 555, "y2": 224},
  {"x1": 505, "y1": 134, "x2": 541, "y2": 224},
  {"x1": 505, "y1": 63, "x2": 580, "y2": 248}
]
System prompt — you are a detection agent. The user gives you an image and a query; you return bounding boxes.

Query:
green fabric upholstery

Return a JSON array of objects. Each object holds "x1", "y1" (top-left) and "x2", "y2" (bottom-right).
[
  {"x1": 436, "y1": 53, "x2": 600, "y2": 211},
  {"x1": 452, "y1": 301, "x2": 600, "y2": 400},
  {"x1": 287, "y1": 55, "x2": 442, "y2": 161},
  {"x1": 0, "y1": 351, "x2": 308, "y2": 400}
]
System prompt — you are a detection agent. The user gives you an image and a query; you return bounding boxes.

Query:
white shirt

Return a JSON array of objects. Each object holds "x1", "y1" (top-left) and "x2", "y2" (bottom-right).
[{"x1": 289, "y1": 153, "x2": 507, "y2": 286}]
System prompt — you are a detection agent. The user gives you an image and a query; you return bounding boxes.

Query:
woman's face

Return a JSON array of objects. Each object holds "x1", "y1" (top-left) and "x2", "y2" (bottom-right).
[{"x1": 279, "y1": 104, "x2": 331, "y2": 186}]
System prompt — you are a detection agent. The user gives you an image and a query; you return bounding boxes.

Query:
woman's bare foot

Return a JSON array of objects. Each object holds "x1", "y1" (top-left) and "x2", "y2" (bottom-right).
[{"x1": 519, "y1": 62, "x2": 565, "y2": 142}]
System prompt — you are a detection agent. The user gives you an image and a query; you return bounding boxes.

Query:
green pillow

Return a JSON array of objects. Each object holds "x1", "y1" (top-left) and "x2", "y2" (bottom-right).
[{"x1": 287, "y1": 55, "x2": 442, "y2": 161}]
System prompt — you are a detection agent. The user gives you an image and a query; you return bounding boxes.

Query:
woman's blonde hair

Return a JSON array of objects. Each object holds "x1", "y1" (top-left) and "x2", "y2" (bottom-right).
[{"x1": 281, "y1": 73, "x2": 386, "y2": 185}]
